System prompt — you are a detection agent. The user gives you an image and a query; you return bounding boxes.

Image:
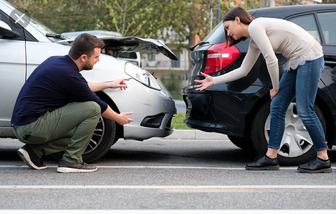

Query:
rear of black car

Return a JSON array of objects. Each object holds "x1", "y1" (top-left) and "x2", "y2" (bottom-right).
[
  {"x1": 183, "y1": 5, "x2": 336, "y2": 165},
  {"x1": 184, "y1": 10, "x2": 270, "y2": 136}
]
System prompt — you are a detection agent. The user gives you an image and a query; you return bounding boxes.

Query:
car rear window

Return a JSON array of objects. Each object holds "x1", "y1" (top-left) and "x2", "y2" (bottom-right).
[
  {"x1": 203, "y1": 11, "x2": 256, "y2": 45},
  {"x1": 317, "y1": 12, "x2": 336, "y2": 46},
  {"x1": 203, "y1": 22, "x2": 225, "y2": 44}
]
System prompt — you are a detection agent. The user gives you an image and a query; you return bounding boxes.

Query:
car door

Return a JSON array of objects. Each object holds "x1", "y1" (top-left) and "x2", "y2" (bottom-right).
[
  {"x1": 0, "y1": 10, "x2": 26, "y2": 127},
  {"x1": 288, "y1": 13, "x2": 333, "y2": 92},
  {"x1": 316, "y1": 11, "x2": 336, "y2": 103}
]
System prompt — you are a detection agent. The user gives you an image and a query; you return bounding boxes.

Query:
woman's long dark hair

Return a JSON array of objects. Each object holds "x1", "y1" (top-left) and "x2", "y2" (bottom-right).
[{"x1": 223, "y1": 7, "x2": 253, "y2": 46}]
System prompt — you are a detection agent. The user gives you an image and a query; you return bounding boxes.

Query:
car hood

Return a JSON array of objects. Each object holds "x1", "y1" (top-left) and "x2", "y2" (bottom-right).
[{"x1": 59, "y1": 30, "x2": 177, "y2": 60}]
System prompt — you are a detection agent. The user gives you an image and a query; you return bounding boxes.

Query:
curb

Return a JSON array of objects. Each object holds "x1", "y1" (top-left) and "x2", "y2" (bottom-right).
[{"x1": 165, "y1": 129, "x2": 228, "y2": 140}]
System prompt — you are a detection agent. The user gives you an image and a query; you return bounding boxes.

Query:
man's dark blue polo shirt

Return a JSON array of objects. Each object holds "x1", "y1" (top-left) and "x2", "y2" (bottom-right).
[{"x1": 11, "y1": 55, "x2": 108, "y2": 126}]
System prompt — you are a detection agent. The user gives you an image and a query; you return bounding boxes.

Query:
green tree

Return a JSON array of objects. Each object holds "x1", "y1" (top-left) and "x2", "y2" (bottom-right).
[
  {"x1": 9, "y1": 0, "x2": 107, "y2": 32},
  {"x1": 8, "y1": 0, "x2": 260, "y2": 46}
]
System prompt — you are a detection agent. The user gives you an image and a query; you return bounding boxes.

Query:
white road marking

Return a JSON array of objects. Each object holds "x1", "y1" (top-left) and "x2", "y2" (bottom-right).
[
  {"x1": 0, "y1": 185, "x2": 335, "y2": 190},
  {"x1": 1, "y1": 165, "x2": 334, "y2": 192},
  {"x1": 0, "y1": 164, "x2": 324, "y2": 170},
  {"x1": 0, "y1": 210, "x2": 330, "y2": 214}
]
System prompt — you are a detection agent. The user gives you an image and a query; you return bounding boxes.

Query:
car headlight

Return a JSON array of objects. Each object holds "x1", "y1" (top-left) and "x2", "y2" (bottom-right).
[{"x1": 124, "y1": 62, "x2": 161, "y2": 90}]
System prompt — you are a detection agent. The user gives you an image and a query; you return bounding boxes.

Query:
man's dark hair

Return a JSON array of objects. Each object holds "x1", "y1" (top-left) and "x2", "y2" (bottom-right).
[
  {"x1": 223, "y1": 7, "x2": 254, "y2": 46},
  {"x1": 69, "y1": 33, "x2": 105, "y2": 59}
]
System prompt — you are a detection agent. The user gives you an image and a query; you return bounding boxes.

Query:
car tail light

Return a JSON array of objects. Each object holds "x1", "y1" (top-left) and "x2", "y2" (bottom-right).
[{"x1": 204, "y1": 42, "x2": 240, "y2": 75}]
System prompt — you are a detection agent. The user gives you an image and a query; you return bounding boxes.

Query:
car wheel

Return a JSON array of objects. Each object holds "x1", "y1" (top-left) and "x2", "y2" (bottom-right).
[
  {"x1": 82, "y1": 116, "x2": 118, "y2": 163},
  {"x1": 251, "y1": 101, "x2": 326, "y2": 165},
  {"x1": 227, "y1": 135, "x2": 256, "y2": 154}
]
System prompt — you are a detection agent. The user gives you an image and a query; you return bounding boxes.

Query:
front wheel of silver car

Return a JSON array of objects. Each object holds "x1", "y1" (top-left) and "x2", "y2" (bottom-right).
[
  {"x1": 82, "y1": 117, "x2": 118, "y2": 163},
  {"x1": 251, "y1": 101, "x2": 325, "y2": 166}
]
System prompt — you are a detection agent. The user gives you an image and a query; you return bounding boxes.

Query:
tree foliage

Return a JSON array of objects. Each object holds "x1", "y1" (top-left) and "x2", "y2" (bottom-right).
[
  {"x1": 10, "y1": 0, "x2": 303, "y2": 46},
  {"x1": 9, "y1": 0, "x2": 107, "y2": 32},
  {"x1": 9, "y1": 0, "x2": 231, "y2": 46}
]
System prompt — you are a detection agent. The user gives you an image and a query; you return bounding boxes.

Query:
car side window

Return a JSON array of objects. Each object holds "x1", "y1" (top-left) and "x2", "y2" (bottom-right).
[
  {"x1": 289, "y1": 14, "x2": 320, "y2": 43},
  {"x1": 0, "y1": 11, "x2": 25, "y2": 41},
  {"x1": 317, "y1": 12, "x2": 336, "y2": 46}
]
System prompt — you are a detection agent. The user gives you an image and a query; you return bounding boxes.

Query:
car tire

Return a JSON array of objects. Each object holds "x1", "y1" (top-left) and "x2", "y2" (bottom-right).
[
  {"x1": 227, "y1": 135, "x2": 256, "y2": 154},
  {"x1": 251, "y1": 101, "x2": 326, "y2": 166},
  {"x1": 82, "y1": 116, "x2": 118, "y2": 163}
]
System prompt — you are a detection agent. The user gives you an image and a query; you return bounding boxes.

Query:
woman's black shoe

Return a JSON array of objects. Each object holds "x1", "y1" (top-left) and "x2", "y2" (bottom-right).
[
  {"x1": 246, "y1": 155, "x2": 279, "y2": 170},
  {"x1": 297, "y1": 157, "x2": 332, "y2": 173}
]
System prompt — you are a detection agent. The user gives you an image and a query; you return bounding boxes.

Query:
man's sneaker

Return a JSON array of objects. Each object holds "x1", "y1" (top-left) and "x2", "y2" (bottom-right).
[
  {"x1": 57, "y1": 160, "x2": 97, "y2": 173},
  {"x1": 17, "y1": 145, "x2": 47, "y2": 170},
  {"x1": 297, "y1": 157, "x2": 332, "y2": 173}
]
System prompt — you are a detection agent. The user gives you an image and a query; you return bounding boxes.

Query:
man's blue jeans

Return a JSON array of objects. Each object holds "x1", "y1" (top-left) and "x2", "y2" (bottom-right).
[{"x1": 268, "y1": 57, "x2": 327, "y2": 151}]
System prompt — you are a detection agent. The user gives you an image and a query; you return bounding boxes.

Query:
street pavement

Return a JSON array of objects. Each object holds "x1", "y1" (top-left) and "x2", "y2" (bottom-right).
[{"x1": 0, "y1": 134, "x2": 335, "y2": 210}]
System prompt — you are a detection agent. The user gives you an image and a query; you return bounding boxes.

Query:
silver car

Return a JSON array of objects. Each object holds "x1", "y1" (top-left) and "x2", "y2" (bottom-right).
[{"x1": 0, "y1": 0, "x2": 177, "y2": 162}]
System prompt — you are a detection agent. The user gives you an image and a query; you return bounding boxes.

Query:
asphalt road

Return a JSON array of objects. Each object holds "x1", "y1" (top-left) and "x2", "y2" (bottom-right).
[{"x1": 0, "y1": 136, "x2": 335, "y2": 210}]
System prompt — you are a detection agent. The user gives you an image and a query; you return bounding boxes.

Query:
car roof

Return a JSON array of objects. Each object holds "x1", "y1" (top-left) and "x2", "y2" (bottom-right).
[{"x1": 251, "y1": 4, "x2": 336, "y2": 19}]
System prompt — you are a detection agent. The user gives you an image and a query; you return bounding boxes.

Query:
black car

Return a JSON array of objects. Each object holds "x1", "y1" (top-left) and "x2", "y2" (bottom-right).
[{"x1": 183, "y1": 4, "x2": 336, "y2": 165}]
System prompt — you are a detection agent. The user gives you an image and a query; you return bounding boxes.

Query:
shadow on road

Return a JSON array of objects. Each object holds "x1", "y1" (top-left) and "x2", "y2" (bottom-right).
[
  {"x1": 101, "y1": 144, "x2": 256, "y2": 165},
  {"x1": 0, "y1": 141, "x2": 335, "y2": 166}
]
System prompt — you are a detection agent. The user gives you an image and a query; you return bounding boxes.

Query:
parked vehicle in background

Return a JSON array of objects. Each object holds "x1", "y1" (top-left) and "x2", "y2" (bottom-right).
[
  {"x1": 61, "y1": 30, "x2": 142, "y2": 67},
  {"x1": 183, "y1": 4, "x2": 336, "y2": 165},
  {"x1": 0, "y1": 0, "x2": 177, "y2": 162}
]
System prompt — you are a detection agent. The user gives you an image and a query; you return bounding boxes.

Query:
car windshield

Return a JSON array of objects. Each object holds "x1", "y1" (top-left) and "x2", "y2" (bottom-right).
[
  {"x1": 7, "y1": 2, "x2": 57, "y2": 40},
  {"x1": 29, "y1": 16, "x2": 55, "y2": 36}
]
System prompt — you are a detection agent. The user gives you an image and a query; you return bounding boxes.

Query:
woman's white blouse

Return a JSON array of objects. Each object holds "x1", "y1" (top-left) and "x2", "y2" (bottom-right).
[{"x1": 213, "y1": 17, "x2": 323, "y2": 89}]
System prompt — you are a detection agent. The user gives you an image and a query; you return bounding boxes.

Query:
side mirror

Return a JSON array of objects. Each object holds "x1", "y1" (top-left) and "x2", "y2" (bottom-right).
[{"x1": 0, "y1": 21, "x2": 19, "y2": 38}]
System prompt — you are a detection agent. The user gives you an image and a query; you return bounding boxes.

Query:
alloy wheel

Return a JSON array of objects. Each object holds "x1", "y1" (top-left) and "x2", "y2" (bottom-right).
[
  {"x1": 264, "y1": 103, "x2": 313, "y2": 158},
  {"x1": 84, "y1": 116, "x2": 105, "y2": 154}
]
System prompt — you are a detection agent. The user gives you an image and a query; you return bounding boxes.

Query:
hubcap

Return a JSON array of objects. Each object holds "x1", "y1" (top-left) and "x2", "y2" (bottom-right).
[
  {"x1": 84, "y1": 117, "x2": 105, "y2": 154},
  {"x1": 264, "y1": 103, "x2": 313, "y2": 158}
]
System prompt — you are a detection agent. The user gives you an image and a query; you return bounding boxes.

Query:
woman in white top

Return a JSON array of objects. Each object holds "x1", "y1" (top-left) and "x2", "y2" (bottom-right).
[{"x1": 195, "y1": 7, "x2": 331, "y2": 173}]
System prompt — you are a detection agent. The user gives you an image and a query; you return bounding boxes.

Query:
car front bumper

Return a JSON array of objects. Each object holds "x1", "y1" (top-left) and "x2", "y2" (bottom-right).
[{"x1": 123, "y1": 96, "x2": 176, "y2": 140}]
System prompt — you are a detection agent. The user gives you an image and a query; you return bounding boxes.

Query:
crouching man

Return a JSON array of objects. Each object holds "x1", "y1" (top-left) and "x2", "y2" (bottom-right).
[{"x1": 11, "y1": 33, "x2": 132, "y2": 173}]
